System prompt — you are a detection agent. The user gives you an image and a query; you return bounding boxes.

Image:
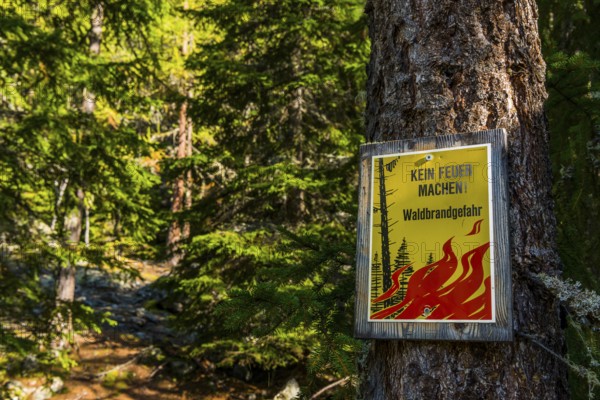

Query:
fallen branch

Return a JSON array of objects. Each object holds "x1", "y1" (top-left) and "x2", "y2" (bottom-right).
[
  {"x1": 148, "y1": 361, "x2": 167, "y2": 380},
  {"x1": 310, "y1": 376, "x2": 350, "y2": 399},
  {"x1": 94, "y1": 346, "x2": 153, "y2": 379}
]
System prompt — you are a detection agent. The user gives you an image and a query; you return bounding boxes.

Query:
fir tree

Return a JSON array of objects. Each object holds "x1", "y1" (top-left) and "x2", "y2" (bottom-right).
[
  {"x1": 371, "y1": 252, "x2": 384, "y2": 313},
  {"x1": 0, "y1": 0, "x2": 162, "y2": 359},
  {"x1": 538, "y1": 0, "x2": 600, "y2": 290},
  {"x1": 538, "y1": 1, "x2": 600, "y2": 396},
  {"x1": 164, "y1": 0, "x2": 368, "y2": 384},
  {"x1": 393, "y1": 237, "x2": 413, "y2": 303},
  {"x1": 427, "y1": 252, "x2": 434, "y2": 265}
]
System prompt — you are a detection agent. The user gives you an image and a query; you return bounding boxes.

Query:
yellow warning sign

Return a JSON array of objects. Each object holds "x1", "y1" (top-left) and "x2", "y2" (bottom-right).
[{"x1": 368, "y1": 144, "x2": 494, "y2": 322}]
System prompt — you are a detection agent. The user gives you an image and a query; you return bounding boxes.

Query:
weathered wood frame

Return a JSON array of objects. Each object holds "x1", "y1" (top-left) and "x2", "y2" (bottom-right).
[{"x1": 354, "y1": 129, "x2": 513, "y2": 341}]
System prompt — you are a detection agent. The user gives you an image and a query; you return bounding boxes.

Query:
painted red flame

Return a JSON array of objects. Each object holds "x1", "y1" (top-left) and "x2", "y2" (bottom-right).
[
  {"x1": 466, "y1": 219, "x2": 484, "y2": 236},
  {"x1": 370, "y1": 238, "x2": 492, "y2": 321},
  {"x1": 370, "y1": 238, "x2": 457, "y2": 319},
  {"x1": 426, "y1": 243, "x2": 491, "y2": 320},
  {"x1": 371, "y1": 263, "x2": 413, "y2": 304}
]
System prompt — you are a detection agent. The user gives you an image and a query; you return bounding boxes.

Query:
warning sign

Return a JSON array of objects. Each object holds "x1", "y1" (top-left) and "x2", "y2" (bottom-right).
[{"x1": 368, "y1": 144, "x2": 495, "y2": 322}]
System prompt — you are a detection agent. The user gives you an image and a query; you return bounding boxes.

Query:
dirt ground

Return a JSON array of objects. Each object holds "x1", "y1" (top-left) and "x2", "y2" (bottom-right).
[
  {"x1": 3, "y1": 260, "x2": 307, "y2": 399},
  {"x1": 42, "y1": 261, "x2": 288, "y2": 399},
  {"x1": 50, "y1": 334, "x2": 270, "y2": 400}
]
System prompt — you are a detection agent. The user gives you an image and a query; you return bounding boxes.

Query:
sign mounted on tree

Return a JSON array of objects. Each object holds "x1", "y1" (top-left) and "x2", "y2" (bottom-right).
[{"x1": 354, "y1": 129, "x2": 512, "y2": 341}]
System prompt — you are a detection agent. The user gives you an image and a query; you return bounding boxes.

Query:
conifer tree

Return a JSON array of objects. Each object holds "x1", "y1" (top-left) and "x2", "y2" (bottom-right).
[
  {"x1": 426, "y1": 252, "x2": 434, "y2": 265},
  {"x1": 393, "y1": 237, "x2": 413, "y2": 301},
  {"x1": 538, "y1": 0, "x2": 600, "y2": 288},
  {"x1": 165, "y1": 0, "x2": 195, "y2": 266},
  {"x1": 538, "y1": 1, "x2": 600, "y2": 396},
  {"x1": 53, "y1": 2, "x2": 105, "y2": 350},
  {"x1": 0, "y1": 0, "x2": 162, "y2": 355},
  {"x1": 165, "y1": 0, "x2": 368, "y2": 383},
  {"x1": 371, "y1": 252, "x2": 384, "y2": 313}
]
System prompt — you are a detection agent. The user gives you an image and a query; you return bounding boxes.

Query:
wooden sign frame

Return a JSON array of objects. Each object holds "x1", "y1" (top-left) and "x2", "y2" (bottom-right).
[{"x1": 354, "y1": 129, "x2": 513, "y2": 341}]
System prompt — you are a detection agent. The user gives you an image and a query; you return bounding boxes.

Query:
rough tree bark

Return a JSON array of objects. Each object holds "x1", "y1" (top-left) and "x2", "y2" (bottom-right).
[{"x1": 359, "y1": 0, "x2": 568, "y2": 399}]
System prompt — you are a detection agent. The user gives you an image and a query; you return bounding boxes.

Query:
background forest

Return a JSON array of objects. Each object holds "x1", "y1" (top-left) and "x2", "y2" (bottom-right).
[{"x1": 0, "y1": 0, "x2": 598, "y2": 399}]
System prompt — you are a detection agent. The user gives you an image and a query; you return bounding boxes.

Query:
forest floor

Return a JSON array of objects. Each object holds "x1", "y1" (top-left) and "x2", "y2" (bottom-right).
[{"x1": 29, "y1": 261, "x2": 294, "y2": 400}]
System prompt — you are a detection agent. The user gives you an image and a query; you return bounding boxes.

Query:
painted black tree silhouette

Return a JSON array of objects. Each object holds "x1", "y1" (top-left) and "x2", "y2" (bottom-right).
[
  {"x1": 370, "y1": 252, "x2": 384, "y2": 313},
  {"x1": 394, "y1": 237, "x2": 413, "y2": 301},
  {"x1": 374, "y1": 157, "x2": 399, "y2": 307}
]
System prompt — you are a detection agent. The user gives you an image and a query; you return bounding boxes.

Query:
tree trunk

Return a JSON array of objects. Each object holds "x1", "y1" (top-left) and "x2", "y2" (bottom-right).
[
  {"x1": 50, "y1": 177, "x2": 69, "y2": 232},
  {"x1": 287, "y1": 47, "x2": 307, "y2": 221},
  {"x1": 54, "y1": 3, "x2": 103, "y2": 348},
  {"x1": 359, "y1": 0, "x2": 568, "y2": 399},
  {"x1": 54, "y1": 188, "x2": 85, "y2": 349},
  {"x1": 376, "y1": 158, "x2": 392, "y2": 307},
  {"x1": 167, "y1": 99, "x2": 190, "y2": 264},
  {"x1": 184, "y1": 104, "x2": 193, "y2": 239},
  {"x1": 167, "y1": 1, "x2": 193, "y2": 266},
  {"x1": 57, "y1": 189, "x2": 84, "y2": 299}
]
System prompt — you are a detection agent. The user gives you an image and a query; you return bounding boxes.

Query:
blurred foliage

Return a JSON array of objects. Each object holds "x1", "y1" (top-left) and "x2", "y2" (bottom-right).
[
  {"x1": 539, "y1": 0, "x2": 600, "y2": 398},
  {"x1": 0, "y1": 0, "x2": 163, "y2": 375},
  {"x1": 159, "y1": 0, "x2": 369, "y2": 391}
]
